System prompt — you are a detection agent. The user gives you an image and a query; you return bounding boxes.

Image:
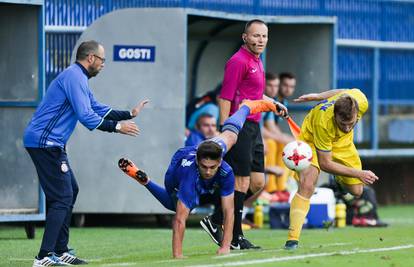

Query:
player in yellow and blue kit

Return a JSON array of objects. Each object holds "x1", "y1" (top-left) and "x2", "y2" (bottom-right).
[
  {"x1": 284, "y1": 88, "x2": 380, "y2": 250},
  {"x1": 119, "y1": 99, "x2": 287, "y2": 258}
]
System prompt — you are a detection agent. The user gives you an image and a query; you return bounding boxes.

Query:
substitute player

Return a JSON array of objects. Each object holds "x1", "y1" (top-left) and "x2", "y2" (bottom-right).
[
  {"x1": 284, "y1": 88, "x2": 379, "y2": 250},
  {"x1": 119, "y1": 99, "x2": 287, "y2": 258}
]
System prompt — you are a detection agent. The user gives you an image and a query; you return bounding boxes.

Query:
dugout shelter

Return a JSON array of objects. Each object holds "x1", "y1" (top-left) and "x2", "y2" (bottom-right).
[
  {"x1": 0, "y1": 0, "x2": 45, "y2": 238},
  {"x1": 68, "y1": 8, "x2": 335, "y2": 215}
]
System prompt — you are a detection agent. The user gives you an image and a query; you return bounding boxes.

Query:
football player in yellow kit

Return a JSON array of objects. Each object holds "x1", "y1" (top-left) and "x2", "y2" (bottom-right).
[{"x1": 284, "y1": 88, "x2": 379, "y2": 250}]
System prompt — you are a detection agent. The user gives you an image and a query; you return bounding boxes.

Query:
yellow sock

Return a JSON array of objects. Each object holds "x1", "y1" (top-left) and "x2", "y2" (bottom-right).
[
  {"x1": 288, "y1": 193, "x2": 310, "y2": 241},
  {"x1": 264, "y1": 139, "x2": 278, "y2": 192}
]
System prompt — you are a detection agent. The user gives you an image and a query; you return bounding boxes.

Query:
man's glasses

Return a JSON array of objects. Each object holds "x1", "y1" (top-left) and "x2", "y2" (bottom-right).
[{"x1": 92, "y1": 54, "x2": 106, "y2": 63}]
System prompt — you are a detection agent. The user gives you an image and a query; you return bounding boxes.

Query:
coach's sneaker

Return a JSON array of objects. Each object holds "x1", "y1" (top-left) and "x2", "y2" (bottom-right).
[
  {"x1": 241, "y1": 99, "x2": 276, "y2": 114},
  {"x1": 118, "y1": 158, "x2": 149, "y2": 185},
  {"x1": 200, "y1": 215, "x2": 223, "y2": 246},
  {"x1": 57, "y1": 249, "x2": 88, "y2": 265},
  {"x1": 284, "y1": 240, "x2": 299, "y2": 250},
  {"x1": 231, "y1": 235, "x2": 261, "y2": 250},
  {"x1": 33, "y1": 253, "x2": 68, "y2": 266}
]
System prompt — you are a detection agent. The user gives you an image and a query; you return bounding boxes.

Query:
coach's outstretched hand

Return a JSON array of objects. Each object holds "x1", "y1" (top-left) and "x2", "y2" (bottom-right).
[
  {"x1": 117, "y1": 121, "x2": 140, "y2": 136},
  {"x1": 131, "y1": 99, "x2": 149, "y2": 118}
]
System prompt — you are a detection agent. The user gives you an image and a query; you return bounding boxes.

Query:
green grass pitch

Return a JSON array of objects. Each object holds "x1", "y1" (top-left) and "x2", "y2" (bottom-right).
[{"x1": 1, "y1": 205, "x2": 413, "y2": 267}]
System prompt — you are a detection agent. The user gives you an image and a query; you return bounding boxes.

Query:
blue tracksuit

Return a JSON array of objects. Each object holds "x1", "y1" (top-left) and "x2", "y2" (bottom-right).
[
  {"x1": 24, "y1": 63, "x2": 111, "y2": 148},
  {"x1": 24, "y1": 62, "x2": 113, "y2": 257}
]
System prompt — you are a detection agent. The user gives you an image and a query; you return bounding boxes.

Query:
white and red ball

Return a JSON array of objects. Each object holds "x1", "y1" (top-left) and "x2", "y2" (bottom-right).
[{"x1": 282, "y1": 141, "x2": 313, "y2": 171}]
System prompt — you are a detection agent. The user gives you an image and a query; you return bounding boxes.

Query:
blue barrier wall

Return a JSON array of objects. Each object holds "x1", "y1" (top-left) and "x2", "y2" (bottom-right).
[
  {"x1": 44, "y1": 0, "x2": 414, "y2": 148},
  {"x1": 44, "y1": 0, "x2": 414, "y2": 98},
  {"x1": 45, "y1": 0, "x2": 414, "y2": 41}
]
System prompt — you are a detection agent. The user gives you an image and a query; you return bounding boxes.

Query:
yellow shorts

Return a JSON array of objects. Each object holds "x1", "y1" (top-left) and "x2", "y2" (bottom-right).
[{"x1": 295, "y1": 140, "x2": 363, "y2": 186}]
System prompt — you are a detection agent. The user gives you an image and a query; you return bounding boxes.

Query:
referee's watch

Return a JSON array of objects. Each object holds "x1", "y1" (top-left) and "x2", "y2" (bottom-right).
[{"x1": 115, "y1": 122, "x2": 122, "y2": 132}]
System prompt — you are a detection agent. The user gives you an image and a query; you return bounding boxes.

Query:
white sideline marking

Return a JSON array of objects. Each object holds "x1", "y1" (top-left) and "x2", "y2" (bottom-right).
[
  {"x1": 100, "y1": 263, "x2": 135, "y2": 266},
  {"x1": 213, "y1": 253, "x2": 245, "y2": 259},
  {"x1": 6, "y1": 243, "x2": 349, "y2": 263},
  {"x1": 310, "y1": 242, "x2": 352, "y2": 248},
  {"x1": 88, "y1": 255, "x2": 128, "y2": 262},
  {"x1": 155, "y1": 259, "x2": 188, "y2": 263},
  {"x1": 252, "y1": 242, "x2": 351, "y2": 253},
  {"x1": 188, "y1": 244, "x2": 414, "y2": 267}
]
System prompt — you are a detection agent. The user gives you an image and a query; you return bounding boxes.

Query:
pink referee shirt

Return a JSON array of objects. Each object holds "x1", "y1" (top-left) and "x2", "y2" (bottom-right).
[{"x1": 220, "y1": 46, "x2": 265, "y2": 123}]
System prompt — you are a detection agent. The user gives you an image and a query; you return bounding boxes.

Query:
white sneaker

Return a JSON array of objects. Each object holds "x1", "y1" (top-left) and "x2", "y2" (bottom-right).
[
  {"x1": 33, "y1": 253, "x2": 68, "y2": 266},
  {"x1": 57, "y1": 249, "x2": 88, "y2": 265}
]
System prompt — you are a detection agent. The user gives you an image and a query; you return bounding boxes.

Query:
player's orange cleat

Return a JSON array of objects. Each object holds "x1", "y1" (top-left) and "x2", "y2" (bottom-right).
[
  {"x1": 241, "y1": 99, "x2": 277, "y2": 114},
  {"x1": 118, "y1": 158, "x2": 149, "y2": 185}
]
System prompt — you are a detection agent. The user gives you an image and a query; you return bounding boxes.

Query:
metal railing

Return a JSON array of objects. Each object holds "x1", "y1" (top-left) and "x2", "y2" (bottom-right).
[
  {"x1": 337, "y1": 39, "x2": 414, "y2": 153},
  {"x1": 43, "y1": 0, "x2": 414, "y2": 156}
]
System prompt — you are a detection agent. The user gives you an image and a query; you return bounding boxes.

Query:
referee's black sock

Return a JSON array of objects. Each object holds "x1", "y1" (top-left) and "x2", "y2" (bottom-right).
[
  {"x1": 232, "y1": 190, "x2": 246, "y2": 243},
  {"x1": 245, "y1": 189, "x2": 254, "y2": 201}
]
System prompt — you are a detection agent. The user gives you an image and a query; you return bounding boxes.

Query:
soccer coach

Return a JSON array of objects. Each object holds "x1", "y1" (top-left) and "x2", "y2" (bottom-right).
[{"x1": 24, "y1": 40, "x2": 147, "y2": 266}]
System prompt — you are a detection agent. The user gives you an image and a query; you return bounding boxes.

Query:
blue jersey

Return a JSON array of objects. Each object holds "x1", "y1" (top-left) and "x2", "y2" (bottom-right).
[
  {"x1": 164, "y1": 140, "x2": 234, "y2": 210},
  {"x1": 184, "y1": 130, "x2": 206, "y2": 147},
  {"x1": 24, "y1": 63, "x2": 111, "y2": 148}
]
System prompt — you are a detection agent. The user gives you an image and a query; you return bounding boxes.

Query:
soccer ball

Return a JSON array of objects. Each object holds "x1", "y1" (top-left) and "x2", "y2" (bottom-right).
[{"x1": 282, "y1": 141, "x2": 313, "y2": 171}]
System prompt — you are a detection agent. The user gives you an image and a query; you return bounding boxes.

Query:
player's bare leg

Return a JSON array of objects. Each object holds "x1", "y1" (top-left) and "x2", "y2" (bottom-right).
[
  {"x1": 342, "y1": 183, "x2": 363, "y2": 198},
  {"x1": 250, "y1": 172, "x2": 265, "y2": 194}
]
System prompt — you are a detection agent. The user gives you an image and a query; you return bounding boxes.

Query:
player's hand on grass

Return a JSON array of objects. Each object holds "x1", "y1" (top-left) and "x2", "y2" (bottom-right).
[
  {"x1": 217, "y1": 246, "x2": 230, "y2": 255},
  {"x1": 274, "y1": 101, "x2": 288, "y2": 117},
  {"x1": 359, "y1": 170, "x2": 379, "y2": 184},
  {"x1": 131, "y1": 99, "x2": 149, "y2": 118},
  {"x1": 293, "y1": 93, "x2": 322, "y2": 103},
  {"x1": 117, "y1": 121, "x2": 140, "y2": 136},
  {"x1": 173, "y1": 254, "x2": 187, "y2": 259}
]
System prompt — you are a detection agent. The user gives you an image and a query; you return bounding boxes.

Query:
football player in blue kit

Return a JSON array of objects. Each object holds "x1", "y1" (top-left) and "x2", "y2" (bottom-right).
[{"x1": 119, "y1": 99, "x2": 287, "y2": 258}]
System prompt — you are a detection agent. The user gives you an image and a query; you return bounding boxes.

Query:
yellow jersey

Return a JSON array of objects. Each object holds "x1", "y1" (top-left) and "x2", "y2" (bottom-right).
[{"x1": 300, "y1": 89, "x2": 368, "y2": 152}]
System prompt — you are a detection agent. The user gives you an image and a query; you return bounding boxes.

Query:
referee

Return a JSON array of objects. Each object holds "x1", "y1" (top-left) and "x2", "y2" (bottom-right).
[
  {"x1": 24, "y1": 40, "x2": 147, "y2": 266},
  {"x1": 200, "y1": 20, "x2": 287, "y2": 249}
]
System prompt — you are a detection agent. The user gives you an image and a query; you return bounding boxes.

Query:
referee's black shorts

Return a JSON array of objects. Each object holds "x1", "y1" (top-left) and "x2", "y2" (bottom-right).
[{"x1": 224, "y1": 120, "x2": 264, "y2": 177}]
